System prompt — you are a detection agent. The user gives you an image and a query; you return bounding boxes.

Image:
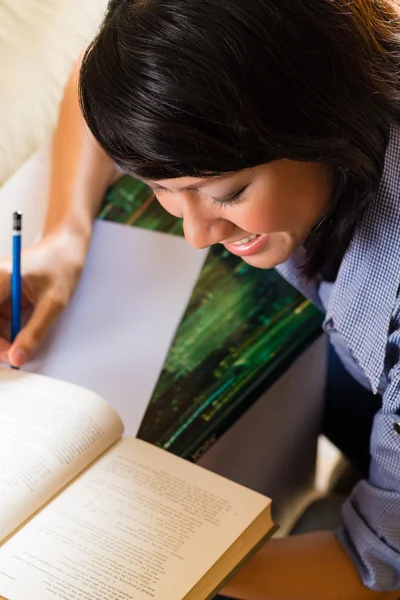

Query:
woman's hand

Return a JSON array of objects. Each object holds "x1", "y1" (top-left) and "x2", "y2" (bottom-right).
[
  {"x1": 0, "y1": 223, "x2": 91, "y2": 368},
  {"x1": 0, "y1": 54, "x2": 121, "y2": 368}
]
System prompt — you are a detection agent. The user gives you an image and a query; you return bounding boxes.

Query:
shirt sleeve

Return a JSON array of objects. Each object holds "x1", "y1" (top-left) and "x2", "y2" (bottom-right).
[{"x1": 336, "y1": 326, "x2": 400, "y2": 591}]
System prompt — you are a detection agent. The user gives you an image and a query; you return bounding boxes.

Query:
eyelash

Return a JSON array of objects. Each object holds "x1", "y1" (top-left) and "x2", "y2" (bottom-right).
[
  {"x1": 211, "y1": 186, "x2": 248, "y2": 208},
  {"x1": 154, "y1": 185, "x2": 247, "y2": 207}
]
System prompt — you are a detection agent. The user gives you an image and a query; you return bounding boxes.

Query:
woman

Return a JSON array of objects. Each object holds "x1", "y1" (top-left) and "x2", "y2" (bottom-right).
[{"x1": 0, "y1": 0, "x2": 399, "y2": 598}]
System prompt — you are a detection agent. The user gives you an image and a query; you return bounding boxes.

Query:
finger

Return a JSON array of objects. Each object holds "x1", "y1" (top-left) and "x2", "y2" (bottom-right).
[
  {"x1": 0, "y1": 336, "x2": 11, "y2": 363},
  {"x1": 0, "y1": 269, "x2": 30, "y2": 318},
  {"x1": 9, "y1": 292, "x2": 66, "y2": 367},
  {"x1": 0, "y1": 295, "x2": 30, "y2": 319},
  {"x1": 0, "y1": 308, "x2": 33, "y2": 341}
]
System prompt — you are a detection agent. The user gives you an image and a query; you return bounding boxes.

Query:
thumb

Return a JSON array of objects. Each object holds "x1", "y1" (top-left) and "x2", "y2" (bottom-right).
[{"x1": 9, "y1": 292, "x2": 65, "y2": 367}]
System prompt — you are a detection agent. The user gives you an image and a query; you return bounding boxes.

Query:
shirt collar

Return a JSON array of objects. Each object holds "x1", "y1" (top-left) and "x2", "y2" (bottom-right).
[{"x1": 325, "y1": 122, "x2": 400, "y2": 392}]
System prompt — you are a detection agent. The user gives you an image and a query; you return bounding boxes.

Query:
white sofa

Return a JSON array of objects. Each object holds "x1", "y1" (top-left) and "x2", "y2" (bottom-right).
[{"x1": 0, "y1": 0, "x2": 107, "y2": 187}]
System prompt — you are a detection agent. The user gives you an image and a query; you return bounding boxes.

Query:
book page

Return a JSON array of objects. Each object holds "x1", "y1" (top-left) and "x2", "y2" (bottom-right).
[
  {"x1": 0, "y1": 368, "x2": 123, "y2": 542},
  {"x1": 0, "y1": 437, "x2": 270, "y2": 600}
]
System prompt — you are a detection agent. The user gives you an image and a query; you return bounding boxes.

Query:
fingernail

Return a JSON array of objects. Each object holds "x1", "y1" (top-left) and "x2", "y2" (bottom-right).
[{"x1": 11, "y1": 348, "x2": 29, "y2": 367}]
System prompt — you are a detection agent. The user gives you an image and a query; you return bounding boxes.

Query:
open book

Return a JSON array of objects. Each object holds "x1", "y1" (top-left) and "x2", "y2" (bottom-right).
[{"x1": 0, "y1": 369, "x2": 275, "y2": 600}]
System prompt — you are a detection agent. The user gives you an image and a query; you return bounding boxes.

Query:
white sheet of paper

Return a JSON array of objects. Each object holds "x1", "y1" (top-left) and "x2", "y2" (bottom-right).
[{"x1": 24, "y1": 221, "x2": 206, "y2": 436}]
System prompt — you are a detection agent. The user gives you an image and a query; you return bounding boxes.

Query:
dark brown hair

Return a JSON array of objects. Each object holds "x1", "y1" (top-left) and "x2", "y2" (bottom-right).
[{"x1": 79, "y1": 0, "x2": 400, "y2": 277}]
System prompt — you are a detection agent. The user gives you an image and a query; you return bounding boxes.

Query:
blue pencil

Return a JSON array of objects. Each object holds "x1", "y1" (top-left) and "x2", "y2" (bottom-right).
[{"x1": 11, "y1": 211, "x2": 22, "y2": 343}]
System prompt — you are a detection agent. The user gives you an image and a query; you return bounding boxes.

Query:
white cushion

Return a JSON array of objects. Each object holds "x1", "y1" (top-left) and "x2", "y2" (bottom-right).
[{"x1": 0, "y1": 0, "x2": 107, "y2": 185}]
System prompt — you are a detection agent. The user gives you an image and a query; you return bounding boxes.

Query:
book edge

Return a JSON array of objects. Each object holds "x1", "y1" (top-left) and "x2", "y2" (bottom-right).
[{"x1": 183, "y1": 503, "x2": 277, "y2": 600}]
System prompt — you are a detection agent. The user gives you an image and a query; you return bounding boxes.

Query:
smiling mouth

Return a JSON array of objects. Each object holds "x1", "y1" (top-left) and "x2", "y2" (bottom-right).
[
  {"x1": 221, "y1": 233, "x2": 258, "y2": 245},
  {"x1": 221, "y1": 233, "x2": 269, "y2": 257},
  {"x1": 230, "y1": 233, "x2": 258, "y2": 245}
]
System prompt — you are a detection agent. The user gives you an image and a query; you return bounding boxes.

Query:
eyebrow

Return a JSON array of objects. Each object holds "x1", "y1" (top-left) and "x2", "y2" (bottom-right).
[{"x1": 144, "y1": 173, "x2": 235, "y2": 192}]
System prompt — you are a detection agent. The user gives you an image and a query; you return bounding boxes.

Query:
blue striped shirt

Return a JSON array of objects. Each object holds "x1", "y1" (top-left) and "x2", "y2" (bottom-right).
[{"x1": 276, "y1": 122, "x2": 400, "y2": 592}]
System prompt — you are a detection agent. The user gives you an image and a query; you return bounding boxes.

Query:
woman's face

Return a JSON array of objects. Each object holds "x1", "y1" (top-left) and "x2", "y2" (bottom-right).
[{"x1": 146, "y1": 160, "x2": 332, "y2": 269}]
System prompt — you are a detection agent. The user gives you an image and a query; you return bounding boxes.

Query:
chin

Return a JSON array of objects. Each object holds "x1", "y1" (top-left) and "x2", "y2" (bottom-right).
[
  {"x1": 242, "y1": 249, "x2": 293, "y2": 270},
  {"x1": 242, "y1": 255, "x2": 279, "y2": 270}
]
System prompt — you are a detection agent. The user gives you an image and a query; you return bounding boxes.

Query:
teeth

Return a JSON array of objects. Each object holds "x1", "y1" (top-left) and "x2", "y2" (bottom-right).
[{"x1": 232, "y1": 233, "x2": 258, "y2": 245}]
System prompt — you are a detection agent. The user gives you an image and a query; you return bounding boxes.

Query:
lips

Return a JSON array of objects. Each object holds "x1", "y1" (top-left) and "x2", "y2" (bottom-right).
[{"x1": 223, "y1": 233, "x2": 269, "y2": 257}]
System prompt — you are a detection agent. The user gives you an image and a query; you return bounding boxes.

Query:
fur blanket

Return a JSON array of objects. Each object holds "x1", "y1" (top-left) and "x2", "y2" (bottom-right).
[{"x1": 0, "y1": 0, "x2": 107, "y2": 185}]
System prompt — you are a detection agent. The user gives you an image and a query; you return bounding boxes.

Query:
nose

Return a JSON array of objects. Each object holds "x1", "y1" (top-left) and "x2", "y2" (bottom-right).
[{"x1": 182, "y1": 196, "x2": 233, "y2": 249}]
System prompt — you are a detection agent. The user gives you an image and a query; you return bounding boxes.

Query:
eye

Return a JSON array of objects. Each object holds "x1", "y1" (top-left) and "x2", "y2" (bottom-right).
[{"x1": 210, "y1": 185, "x2": 248, "y2": 208}]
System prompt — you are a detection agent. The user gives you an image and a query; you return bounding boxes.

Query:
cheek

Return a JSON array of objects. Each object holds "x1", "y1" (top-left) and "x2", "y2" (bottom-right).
[
  {"x1": 265, "y1": 163, "x2": 331, "y2": 230},
  {"x1": 251, "y1": 183, "x2": 299, "y2": 231},
  {"x1": 274, "y1": 189, "x2": 326, "y2": 232},
  {"x1": 230, "y1": 196, "x2": 286, "y2": 234},
  {"x1": 237, "y1": 174, "x2": 328, "y2": 234}
]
